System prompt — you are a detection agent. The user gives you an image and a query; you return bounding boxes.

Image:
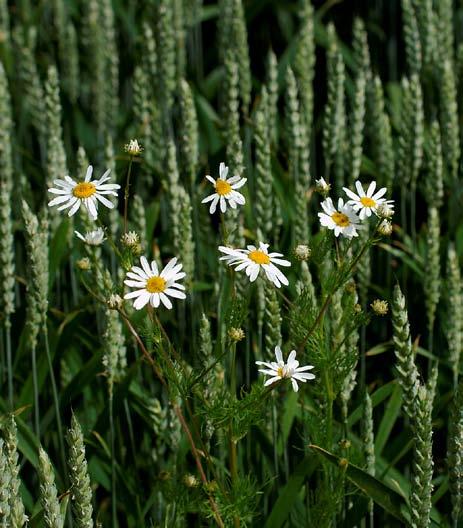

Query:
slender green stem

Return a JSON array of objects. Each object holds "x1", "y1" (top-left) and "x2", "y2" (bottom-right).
[
  {"x1": 31, "y1": 344, "x2": 40, "y2": 438},
  {"x1": 123, "y1": 157, "x2": 134, "y2": 235},
  {"x1": 5, "y1": 321, "x2": 12, "y2": 407},
  {"x1": 43, "y1": 326, "x2": 67, "y2": 481},
  {"x1": 109, "y1": 390, "x2": 117, "y2": 527}
]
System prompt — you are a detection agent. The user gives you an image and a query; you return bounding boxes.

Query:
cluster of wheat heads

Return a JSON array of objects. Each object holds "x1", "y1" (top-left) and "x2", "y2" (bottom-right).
[{"x1": 0, "y1": 0, "x2": 462, "y2": 526}]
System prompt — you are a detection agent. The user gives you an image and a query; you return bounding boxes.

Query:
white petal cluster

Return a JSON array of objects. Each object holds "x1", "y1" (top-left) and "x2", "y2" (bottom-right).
[
  {"x1": 75, "y1": 227, "x2": 106, "y2": 246},
  {"x1": 124, "y1": 256, "x2": 186, "y2": 310},
  {"x1": 48, "y1": 165, "x2": 120, "y2": 220},
  {"x1": 256, "y1": 346, "x2": 315, "y2": 392},
  {"x1": 201, "y1": 162, "x2": 247, "y2": 214},
  {"x1": 218, "y1": 242, "x2": 290, "y2": 288},
  {"x1": 343, "y1": 181, "x2": 394, "y2": 220},
  {"x1": 318, "y1": 197, "x2": 361, "y2": 238}
]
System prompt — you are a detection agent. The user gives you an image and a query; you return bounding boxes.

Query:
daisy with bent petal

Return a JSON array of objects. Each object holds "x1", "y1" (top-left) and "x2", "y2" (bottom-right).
[
  {"x1": 48, "y1": 165, "x2": 120, "y2": 220},
  {"x1": 218, "y1": 242, "x2": 291, "y2": 288},
  {"x1": 256, "y1": 346, "x2": 315, "y2": 392},
  {"x1": 318, "y1": 197, "x2": 361, "y2": 238},
  {"x1": 124, "y1": 256, "x2": 186, "y2": 310},
  {"x1": 75, "y1": 227, "x2": 106, "y2": 246},
  {"x1": 343, "y1": 180, "x2": 394, "y2": 220},
  {"x1": 201, "y1": 162, "x2": 247, "y2": 214}
]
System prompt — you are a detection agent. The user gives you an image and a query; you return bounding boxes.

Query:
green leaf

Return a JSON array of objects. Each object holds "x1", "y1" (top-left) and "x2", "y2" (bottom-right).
[
  {"x1": 375, "y1": 384, "x2": 402, "y2": 456},
  {"x1": 264, "y1": 456, "x2": 318, "y2": 528},
  {"x1": 309, "y1": 445, "x2": 408, "y2": 523}
]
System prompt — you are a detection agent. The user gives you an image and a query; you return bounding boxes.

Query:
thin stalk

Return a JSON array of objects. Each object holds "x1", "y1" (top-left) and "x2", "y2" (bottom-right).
[
  {"x1": 5, "y1": 321, "x2": 12, "y2": 407},
  {"x1": 410, "y1": 183, "x2": 416, "y2": 246},
  {"x1": 109, "y1": 390, "x2": 117, "y2": 527},
  {"x1": 123, "y1": 156, "x2": 134, "y2": 235},
  {"x1": 229, "y1": 344, "x2": 240, "y2": 528},
  {"x1": 31, "y1": 344, "x2": 40, "y2": 437},
  {"x1": 44, "y1": 326, "x2": 67, "y2": 481}
]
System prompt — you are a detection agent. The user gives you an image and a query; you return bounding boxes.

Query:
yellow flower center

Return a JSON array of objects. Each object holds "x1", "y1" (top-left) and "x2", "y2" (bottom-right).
[
  {"x1": 215, "y1": 179, "x2": 232, "y2": 196},
  {"x1": 360, "y1": 196, "x2": 376, "y2": 208},
  {"x1": 73, "y1": 182, "x2": 96, "y2": 199},
  {"x1": 145, "y1": 276, "x2": 166, "y2": 293},
  {"x1": 331, "y1": 212, "x2": 350, "y2": 227},
  {"x1": 277, "y1": 366, "x2": 284, "y2": 378},
  {"x1": 248, "y1": 250, "x2": 270, "y2": 265}
]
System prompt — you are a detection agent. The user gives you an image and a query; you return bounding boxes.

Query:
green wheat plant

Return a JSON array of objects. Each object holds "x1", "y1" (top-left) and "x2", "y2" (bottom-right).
[{"x1": 0, "y1": 1, "x2": 461, "y2": 526}]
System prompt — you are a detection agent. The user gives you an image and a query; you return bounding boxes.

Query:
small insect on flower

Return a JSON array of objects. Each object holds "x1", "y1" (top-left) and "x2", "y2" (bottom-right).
[
  {"x1": 201, "y1": 162, "x2": 247, "y2": 214},
  {"x1": 318, "y1": 197, "x2": 361, "y2": 238},
  {"x1": 74, "y1": 227, "x2": 106, "y2": 246},
  {"x1": 48, "y1": 165, "x2": 120, "y2": 220},
  {"x1": 343, "y1": 180, "x2": 394, "y2": 220},
  {"x1": 124, "y1": 139, "x2": 143, "y2": 156},
  {"x1": 218, "y1": 242, "x2": 291, "y2": 288},
  {"x1": 256, "y1": 346, "x2": 315, "y2": 392},
  {"x1": 124, "y1": 256, "x2": 186, "y2": 310}
]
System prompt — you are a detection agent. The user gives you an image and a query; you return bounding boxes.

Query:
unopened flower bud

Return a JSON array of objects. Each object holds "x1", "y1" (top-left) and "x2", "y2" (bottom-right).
[
  {"x1": 376, "y1": 203, "x2": 394, "y2": 219},
  {"x1": 294, "y1": 244, "x2": 311, "y2": 261},
  {"x1": 108, "y1": 294, "x2": 123, "y2": 310},
  {"x1": 378, "y1": 220, "x2": 393, "y2": 236},
  {"x1": 315, "y1": 177, "x2": 331, "y2": 195},
  {"x1": 121, "y1": 231, "x2": 140, "y2": 247},
  {"x1": 370, "y1": 299, "x2": 388, "y2": 316},
  {"x1": 76, "y1": 257, "x2": 91, "y2": 271},
  {"x1": 183, "y1": 474, "x2": 199, "y2": 488},
  {"x1": 124, "y1": 139, "x2": 143, "y2": 156},
  {"x1": 228, "y1": 327, "x2": 245, "y2": 342}
]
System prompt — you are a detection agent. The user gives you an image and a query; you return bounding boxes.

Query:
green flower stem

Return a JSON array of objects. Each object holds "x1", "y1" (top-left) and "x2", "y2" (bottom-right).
[
  {"x1": 123, "y1": 156, "x2": 134, "y2": 235},
  {"x1": 44, "y1": 326, "x2": 67, "y2": 483}
]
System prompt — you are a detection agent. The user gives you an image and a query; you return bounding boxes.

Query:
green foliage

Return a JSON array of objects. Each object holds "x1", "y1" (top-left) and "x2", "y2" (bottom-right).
[{"x1": 0, "y1": 2, "x2": 462, "y2": 526}]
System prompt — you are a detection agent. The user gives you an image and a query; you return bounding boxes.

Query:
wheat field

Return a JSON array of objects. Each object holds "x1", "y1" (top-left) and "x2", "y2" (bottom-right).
[{"x1": 0, "y1": 0, "x2": 461, "y2": 526}]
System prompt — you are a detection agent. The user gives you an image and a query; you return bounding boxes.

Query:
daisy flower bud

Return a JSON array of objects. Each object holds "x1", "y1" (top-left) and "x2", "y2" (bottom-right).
[
  {"x1": 228, "y1": 327, "x2": 245, "y2": 342},
  {"x1": 376, "y1": 203, "x2": 394, "y2": 219},
  {"x1": 315, "y1": 177, "x2": 331, "y2": 195},
  {"x1": 76, "y1": 257, "x2": 91, "y2": 271},
  {"x1": 107, "y1": 294, "x2": 123, "y2": 310},
  {"x1": 370, "y1": 299, "x2": 388, "y2": 316},
  {"x1": 75, "y1": 227, "x2": 106, "y2": 246},
  {"x1": 183, "y1": 474, "x2": 199, "y2": 488},
  {"x1": 121, "y1": 231, "x2": 140, "y2": 247},
  {"x1": 124, "y1": 139, "x2": 143, "y2": 156},
  {"x1": 294, "y1": 244, "x2": 311, "y2": 261},
  {"x1": 378, "y1": 219, "x2": 393, "y2": 236}
]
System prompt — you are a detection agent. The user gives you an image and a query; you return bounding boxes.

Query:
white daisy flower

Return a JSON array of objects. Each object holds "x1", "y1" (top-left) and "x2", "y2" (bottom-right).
[
  {"x1": 124, "y1": 256, "x2": 186, "y2": 310},
  {"x1": 343, "y1": 180, "x2": 394, "y2": 220},
  {"x1": 318, "y1": 197, "x2": 361, "y2": 238},
  {"x1": 48, "y1": 165, "x2": 120, "y2": 220},
  {"x1": 74, "y1": 227, "x2": 106, "y2": 246},
  {"x1": 201, "y1": 162, "x2": 247, "y2": 214},
  {"x1": 218, "y1": 242, "x2": 291, "y2": 288},
  {"x1": 256, "y1": 346, "x2": 315, "y2": 392}
]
